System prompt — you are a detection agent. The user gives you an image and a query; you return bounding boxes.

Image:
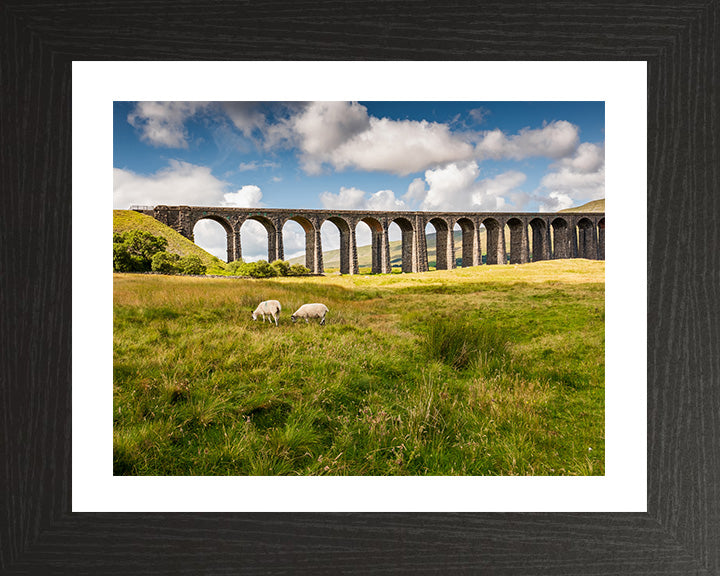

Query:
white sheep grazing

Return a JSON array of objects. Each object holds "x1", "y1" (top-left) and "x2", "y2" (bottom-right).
[
  {"x1": 252, "y1": 300, "x2": 282, "y2": 327},
  {"x1": 291, "y1": 303, "x2": 329, "y2": 326}
]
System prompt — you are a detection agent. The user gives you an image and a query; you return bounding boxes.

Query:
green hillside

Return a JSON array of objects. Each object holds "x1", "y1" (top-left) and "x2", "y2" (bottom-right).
[
  {"x1": 113, "y1": 210, "x2": 221, "y2": 268},
  {"x1": 559, "y1": 198, "x2": 605, "y2": 213}
]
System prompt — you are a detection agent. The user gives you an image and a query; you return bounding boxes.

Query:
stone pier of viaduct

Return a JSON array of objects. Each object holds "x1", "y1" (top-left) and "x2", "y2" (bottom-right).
[{"x1": 137, "y1": 205, "x2": 605, "y2": 274}]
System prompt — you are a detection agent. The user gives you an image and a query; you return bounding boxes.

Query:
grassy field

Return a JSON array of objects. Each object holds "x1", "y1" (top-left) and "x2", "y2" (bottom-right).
[{"x1": 114, "y1": 259, "x2": 604, "y2": 476}]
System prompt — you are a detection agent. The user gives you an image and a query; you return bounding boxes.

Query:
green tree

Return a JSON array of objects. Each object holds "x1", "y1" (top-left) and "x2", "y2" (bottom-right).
[
  {"x1": 113, "y1": 243, "x2": 139, "y2": 272},
  {"x1": 178, "y1": 255, "x2": 207, "y2": 275},
  {"x1": 151, "y1": 251, "x2": 180, "y2": 274},
  {"x1": 113, "y1": 230, "x2": 168, "y2": 272}
]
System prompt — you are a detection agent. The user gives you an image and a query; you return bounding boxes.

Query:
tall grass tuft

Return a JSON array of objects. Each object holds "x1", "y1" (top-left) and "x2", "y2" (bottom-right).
[{"x1": 424, "y1": 316, "x2": 510, "y2": 372}]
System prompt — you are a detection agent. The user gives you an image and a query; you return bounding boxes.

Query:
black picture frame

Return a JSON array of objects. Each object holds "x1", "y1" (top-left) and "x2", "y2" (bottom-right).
[{"x1": 2, "y1": 2, "x2": 719, "y2": 574}]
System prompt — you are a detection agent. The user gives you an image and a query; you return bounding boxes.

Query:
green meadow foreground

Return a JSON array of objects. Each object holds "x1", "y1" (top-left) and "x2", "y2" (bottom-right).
[{"x1": 113, "y1": 260, "x2": 605, "y2": 476}]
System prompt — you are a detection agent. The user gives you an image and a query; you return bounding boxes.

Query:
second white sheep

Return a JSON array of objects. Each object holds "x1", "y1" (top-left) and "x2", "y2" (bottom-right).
[{"x1": 290, "y1": 303, "x2": 329, "y2": 326}]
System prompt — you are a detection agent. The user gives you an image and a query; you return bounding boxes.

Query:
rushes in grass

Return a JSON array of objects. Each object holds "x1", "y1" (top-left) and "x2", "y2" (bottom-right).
[
  {"x1": 424, "y1": 316, "x2": 510, "y2": 373},
  {"x1": 248, "y1": 451, "x2": 295, "y2": 475},
  {"x1": 406, "y1": 371, "x2": 443, "y2": 442},
  {"x1": 181, "y1": 394, "x2": 231, "y2": 428},
  {"x1": 268, "y1": 417, "x2": 318, "y2": 458}
]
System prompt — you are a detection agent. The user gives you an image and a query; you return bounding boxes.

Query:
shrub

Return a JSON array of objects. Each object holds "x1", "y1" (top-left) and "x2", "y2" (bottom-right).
[
  {"x1": 288, "y1": 264, "x2": 311, "y2": 276},
  {"x1": 222, "y1": 259, "x2": 284, "y2": 278},
  {"x1": 245, "y1": 260, "x2": 277, "y2": 278},
  {"x1": 206, "y1": 256, "x2": 226, "y2": 273},
  {"x1": 113, "y1": 230, "x2": 168, "y2": 272},
  {"x1": 178, "y1": 255, "x2": 207, "y2": 275},
  {"x1": 151, "y1": 252, "x2": 180, "y2": 274},
  {"x1": 224, "y1": 260, "x2": 245, "y2": 275},
  {"x1": 270, "y1": 259, "x2": 291, "y2": 276},
  {"x1": 206, "y1": 262, "x2": 227, "y2": 275}
]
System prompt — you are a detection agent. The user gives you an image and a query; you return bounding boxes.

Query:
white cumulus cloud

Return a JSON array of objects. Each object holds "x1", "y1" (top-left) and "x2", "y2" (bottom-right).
[
  {"x1": 538, "y1": 192, "x2": 575, "y2": 212},
  {"x1": 420, "y1": 162, "x2": 481, "y2": 211},
  {"x1": 475, "y1": 120, "x2": 580, "y2": 161},
  {"x1": 319, "y1": 186, "x2": 367, "y2": 210},
  {"x1": 294, "y1": 101, "x2": 370, "y2": 161},
  {"x1": 414, "y1": 162, "x2": 528, "y2": 212},
  {"x1": 265, "y1": 106, "x2": 585, "y2": 178},
  {"x1": 221, "y1": 102, "x2": 268, "y2": 138},
  {"x1": 470, "y1": 171, "x2": 528, "y2": 210},
  {"x1": 366, "y1": 189, "x2": 409, "y2": 211},
  {"x1": 555, "y1": 142, "x2": 604, "y2": 173},
  {"x1": 269, "y1": 101, "x2": 475, "y2": 176},
  {"x1": 536, "y1": 142, "x2": 605, "y2": 209},
  {"x1": 319, "y1": 186, "x2": 408, "y2": 211},
  {"x1": 327, "y1": 117, "x2": 476, "y2": 176},
  {"x1": 113, "y1": 159, "x2": 229, "y2": 208},
  {"x1": 127, "y1": 102, "x2": 208, "y2": 148},
  {"x1": 223, "y1": 185, "x2": 263, "y2": 207},
  {"x1": 404, "y1": 177, "x2": 427, "y2": 203}
]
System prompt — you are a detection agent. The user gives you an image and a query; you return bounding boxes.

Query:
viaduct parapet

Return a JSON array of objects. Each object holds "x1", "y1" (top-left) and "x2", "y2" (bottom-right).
[{"x1": 136, "y1": 205, "x2": 605, "y2": 274}]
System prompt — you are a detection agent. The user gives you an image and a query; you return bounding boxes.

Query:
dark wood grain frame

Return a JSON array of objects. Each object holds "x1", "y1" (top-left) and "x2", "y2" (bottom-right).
[{"x1": 2, "y1": 2, "x2": 718, "y2": 574}]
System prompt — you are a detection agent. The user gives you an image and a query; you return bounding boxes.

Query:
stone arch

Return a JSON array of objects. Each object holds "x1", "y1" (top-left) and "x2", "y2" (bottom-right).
[
  {"x1": 322, "y1": 216, "x2": 354, "y2": 274},
  {"x1": 551, "y1": 217, "x2": 575, "y2": 259},
  {"x1": 529, "y1": 218, "x2": 549, "y2": 261},
  {"x1": 282, "y1": 215, "x2": 318, "y2": 272},
  {"x1": 454, "y1": 217, "x2": 477, "y2": 267},
  {"x1": 506, "y1": 217, "x2": 529, "y2": 264},
  {"x1": 427, "y1": 217, "x2": 454, "y2": 270},
  {"x1": 482, "y1": 217, "x2": 505, "y2": 265},
  {"x1": 240, "y1": 215, "x2": 278, "y2": 263},
  {"x1": 192, "y1": 214, "x2": 235, "y2": 262},
  {"x1": 598, "y1": 217, "x2": 605, "y2": 260},
  {"x1": 391, "y1": 216, "x2": 415, "y2": 273},
  {"x1": 576, "y1": 217, "x2": 598, "y2": 259},
  {"x1": 357, "y1": 216, "x2": 385, "y2": 274}
]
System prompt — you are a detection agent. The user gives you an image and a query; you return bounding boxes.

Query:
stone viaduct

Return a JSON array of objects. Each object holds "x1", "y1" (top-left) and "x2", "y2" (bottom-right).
[{"x1": 135, "y1": 205, "x2": 605, "y2": 274}]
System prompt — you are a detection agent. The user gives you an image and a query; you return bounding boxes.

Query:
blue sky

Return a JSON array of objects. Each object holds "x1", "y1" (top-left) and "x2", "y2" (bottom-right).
[{"x1": 114, "y1": 101, "x2": 604, "y2": 260}]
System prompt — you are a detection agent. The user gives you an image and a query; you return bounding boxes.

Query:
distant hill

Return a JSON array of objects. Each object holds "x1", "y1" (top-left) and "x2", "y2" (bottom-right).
[
  {"x1": 558, "y1": 198, "x2": 605, "y2": 213},
  {"x1": 113, "y1": 210, "x2": 220, "y2": 267}
]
